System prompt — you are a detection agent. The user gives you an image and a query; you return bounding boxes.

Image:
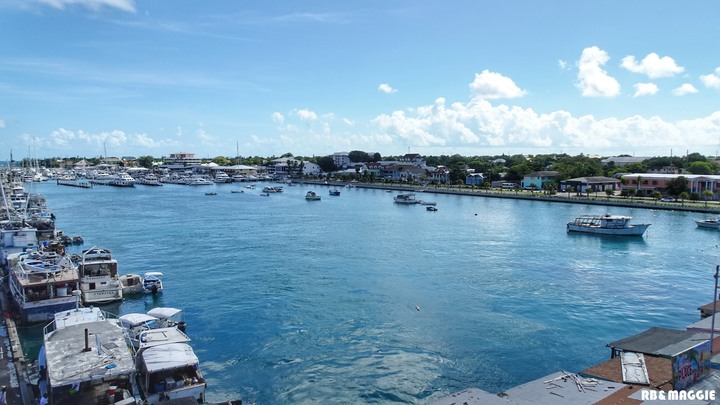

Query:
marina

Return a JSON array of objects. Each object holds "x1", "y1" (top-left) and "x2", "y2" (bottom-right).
[{"x1": 2, "y1": 180, "x2": 720, "y2": 404}]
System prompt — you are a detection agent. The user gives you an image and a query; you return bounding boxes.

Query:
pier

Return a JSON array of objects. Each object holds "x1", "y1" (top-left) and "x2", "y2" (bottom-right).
[
  {"x1": 0, "y1": 276, "x2": 35, "y2": 405},
  {"x1": 55, "y1": 179, "x2": 92, "y2": 188}
]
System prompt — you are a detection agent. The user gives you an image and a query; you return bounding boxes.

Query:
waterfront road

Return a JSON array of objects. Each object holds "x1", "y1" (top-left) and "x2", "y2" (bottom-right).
[{"x1": 0, "y1": 279, "x2": 34, "y2": 405}]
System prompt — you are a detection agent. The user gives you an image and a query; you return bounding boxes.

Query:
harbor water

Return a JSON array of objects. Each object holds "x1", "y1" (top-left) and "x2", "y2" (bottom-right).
[{"x1": 17, "y1": 182, "x2": 719, "y2": 404}]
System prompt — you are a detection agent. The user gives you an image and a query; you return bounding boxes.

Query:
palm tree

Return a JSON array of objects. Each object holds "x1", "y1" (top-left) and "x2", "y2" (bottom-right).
[
  {"x1": 627, "y1": 188, "x2": 636, "y2": 202},
  {"x1": 651, "y1": 191, "x2": 661, "y2": 205},
  {"x1": 702, "y1": 189, "x2": 714, "y2": 208},
  {"x1": 680, "y1": 191, "x2": 689, "y2": 207}
]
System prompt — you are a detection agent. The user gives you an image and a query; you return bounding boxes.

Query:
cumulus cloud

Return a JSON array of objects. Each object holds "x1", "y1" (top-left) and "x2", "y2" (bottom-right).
[
  {"x1": 621, "y1": 52, "x2": 684, "y2": 78},
  {"x1": 36, "y1": 0, "x2": 136, "y2": 12},
  {"x1": 673, "y1": 83, "x2": 698, "y2": 96},
  {"x1": 700, "y1": 67, "x2": 720, "y2": 89},
  {"x1": 295, "y1": 108, "x2": 318, "y2": 121},
  {"x1": 272, "y1": 112, "x2": 285, "y2": 125},
  {"x1": 378, "y1": 83, "x2": 397, "y2": 94},
  {"x1": 43, "y1": 128, "x2": 178, "y2": 154},
  {"x1": 469, "y1": 70, "x2": 527, "y2": 100},
  {"x1": 342, "y1": 118, "x2": 355, "y2": 126},
  {"x1": 370, "y1": 96, "x2": 720, "y2": 154},
  {"x1": 632, "y1": 83, "x2": 659, "y2": 97},
  {"x1": 575, "y1": 46, "x2": 621, "y2": 97}
]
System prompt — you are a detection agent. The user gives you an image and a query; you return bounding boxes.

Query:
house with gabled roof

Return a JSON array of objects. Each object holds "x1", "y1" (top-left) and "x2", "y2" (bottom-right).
[{"x1": 521, "y1": 171, "x2": 558, "y2": 190}]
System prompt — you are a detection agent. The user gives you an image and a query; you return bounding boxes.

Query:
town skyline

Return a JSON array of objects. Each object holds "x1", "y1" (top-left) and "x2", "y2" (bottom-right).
[{"x1": 1, "y1": 1, "x2": 720, "y2": 160}]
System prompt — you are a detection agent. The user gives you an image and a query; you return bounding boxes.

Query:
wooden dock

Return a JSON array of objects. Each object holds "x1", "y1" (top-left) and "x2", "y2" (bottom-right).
[{"x1": 56, "y1": 179, "x2": 92, "y2": 188}]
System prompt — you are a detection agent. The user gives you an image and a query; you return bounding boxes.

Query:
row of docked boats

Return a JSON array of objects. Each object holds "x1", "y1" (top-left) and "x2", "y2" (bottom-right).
[
  {"x1": 38, "y1": 301, "x2": 206, "y2": 404},
  {"x1": 2, "y1": 226, "x2": 164, "y2": 323}
]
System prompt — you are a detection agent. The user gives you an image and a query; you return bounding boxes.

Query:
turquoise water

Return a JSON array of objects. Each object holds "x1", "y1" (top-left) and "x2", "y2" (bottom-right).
[{"x1": 18, "y1": 182, "x2": 719, "y2": 404}]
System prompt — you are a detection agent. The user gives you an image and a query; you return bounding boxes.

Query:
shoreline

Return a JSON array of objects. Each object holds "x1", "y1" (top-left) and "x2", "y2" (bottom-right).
[{"x1": 303, "y1": 180, "x2": 720, "y2": 215}]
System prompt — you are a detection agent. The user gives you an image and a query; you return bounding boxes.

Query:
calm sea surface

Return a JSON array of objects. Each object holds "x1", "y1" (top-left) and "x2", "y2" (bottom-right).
[{"x1": 17, "y1": 181, "x2": 719, "y2": 404}]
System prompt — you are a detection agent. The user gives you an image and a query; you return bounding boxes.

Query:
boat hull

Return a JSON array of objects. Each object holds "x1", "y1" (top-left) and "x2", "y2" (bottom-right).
[
  {"x1": 695, "y1": 220, "x2": 720, "y2": 229},
  {"x1": 566, "y1": 223, "x2": 650, "y2": 236},
  {"x1": 12, "y1": 297, "x2": 78, "y2": 324}
]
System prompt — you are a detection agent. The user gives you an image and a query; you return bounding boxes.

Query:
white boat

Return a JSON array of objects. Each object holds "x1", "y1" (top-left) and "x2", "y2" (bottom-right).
[
  {"x1": 41, "y1": 303, "x2": 137, "y2": 404},
  {"x1": 147, "y1": 307, "x2": 187, "y2": 332},
  {"x1": 393, "y1": 193, "x2": 418, "y2": 204},
  {"x1": 262, "y1": 186, "x2": 283, "y2": 193},
  {"x1": 119, "y1": 312, "x2": 160, "y2": 349},
  {"x1": 120, "y1": 273, "x2": 144, "y2": 294},
  {"x1": 419, "y1": 200, "x2": 437, "y2": 206},
  {"x1": 214, "y1": 171, "x2": 232, "y2": 183},
  {"x1": 77, "y1": 247, "x2": 123, "y2": 304},
  {"x1": 186, "y1": 176, "x2": 213, "y2": 186},
  {"x1": 566, "y1": 214, "x2": 651, "y2": 236},
  {"x1": 305, "y1": 191, "x2": 321, "y2": 200},
  {"x1": 329, "y1": 189, "x2": 341, "y2": 196},
  {"x1": 143, "y1": 271, "x2": 164, "y2": 294},
  {"x1": 7, "y1": 248, "x2": 81, "y2": 324},
  {"x1": 695, "y1": 218, "x2": 720, "y2": 229},
  {"x1": 135, "y1": 327, "x2": 206, "y2": 404}
]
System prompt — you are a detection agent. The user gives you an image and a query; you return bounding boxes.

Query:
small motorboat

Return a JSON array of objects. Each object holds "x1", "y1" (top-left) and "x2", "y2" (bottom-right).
[
  {"x1": 120, "y1": 273, "x2": 143, "y2": 294},
  {"x1": 205, "y1": 192, "x2": 218, "y2": 196},
  {"x1": 142, "y1": 272, "x2": 164, "y2": 294},
  {"x1": 305, "y1": 191, "x2": 321, "y2": 200},
  {"x1": 231, "y1": 189, "x2": 244, "y2": 193},
  {"x1": 72, "y1": 236, "x2": 84, "y2": 245},
  {"x1": 426, "y1": 206, "x2": 438, "y2": 212},
  {"x1": 329, "y1": 189, "x2": 341, "y2": 196}
]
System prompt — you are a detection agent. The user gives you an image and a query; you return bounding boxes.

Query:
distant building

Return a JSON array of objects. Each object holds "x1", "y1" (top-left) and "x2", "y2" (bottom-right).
[
  {"x1": 601, "y1": 156, "x2": 650, "y2": 167},
  {"x1": 521, "y1": 171, "x2": 558, "y2": 190},
  {"x1": 465, "y1": 173, "x2": 484, "y2": 186},
  {"x1": 333, "y1": 152, "x2": 350, "y2": 169},
  {"x1": 302, "y1": 161, "x2": 321, "y2": 176},
  {"x1": 560, "y1": 176, "x2": 619, "y2": 193},
  {"x1": 621, "y1": 173, "x2": 720, "y2": 196},
  {"x1": 163, "y1": 152, "x2": 202, "y2": 166}
]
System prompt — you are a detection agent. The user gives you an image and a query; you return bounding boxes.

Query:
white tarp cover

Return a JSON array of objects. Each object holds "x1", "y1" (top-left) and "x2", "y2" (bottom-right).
[
  {"x1": 147, "y1": 307, "x2": 182, "y2": 320},
  {"x1": 141, "y1": 343, "x2": 198, "y2": 373},
  {"x1": 119, "y1": 313, "x2": 158, "y2": 328}
]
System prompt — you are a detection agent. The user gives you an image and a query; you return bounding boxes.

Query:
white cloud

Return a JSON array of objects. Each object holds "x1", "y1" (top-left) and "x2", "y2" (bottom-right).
[
  {"x1": 632, "y1": 82, "x2": 659, "y2": 98},
  {"x1": 700, "y1": 67, "x2": 720, "y2": 89},
  {"x1": 36, "y1": 0, "x2": 136, "y2": 12},
  {"x1": 378, "y1": 83, "x2": 397, "y2": 94},
  {"x1": 621, "y1": 52, "x2": 684, "y2": 78},
  {"x1": 673, "y1": 83, "x2": 698, "y2": 96},
  {"x1": 295, "y1": 108, "x2": 318, "y2": 121},
  {"x1": 0, "y1": 119, "x2": 5, "y2": 129},
  {"x1": 370, "y1": 96, "x2": 720, "y2": 154},
  {"x1": 469, "y1": 70, "x2": 527, "y2": 100},
  {"x1": 575, "y1": 46, "x2": 621, "y2": 97},
  {"x1": 342, "y1": 118, "x2": 355, "y2": 126},
  {"x1": 558, "y1": 60, "x2": 568, "y2": 70},
  {"x1": 44, "y1": 128, "x2": 178, "y2": 154},
  {"x1": 272, "y1": 112, "x2": 285, "y2": 125}
]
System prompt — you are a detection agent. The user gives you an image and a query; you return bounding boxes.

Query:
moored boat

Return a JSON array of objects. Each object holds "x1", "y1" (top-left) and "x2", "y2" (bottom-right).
[
  {"x1": 695, "y1": 217, "x2": 720, "y2": 229},
  {"x1": 393, "y1": 193, "x2": 418, "y2": 204},
  {"x1": 135, "y1": 327, "x2": 206, "y2": 404},
  {"x1": 305, "y1": 191, "x2": 321, "y2": 200},
  {"x1": 120, "y1": 273, "x2": 144, "y2": 294},
  {"x1": 329, "y1": 189, "x2": 341, "y2": 196},
  {"x1": 7, "y1": 248, "x2": 81, "y2": 324},
  {"x1": 566, "y1": 214, "x2": 650, "y2": 236},
  {"x1": 41, "y1": 304, "x2": 138, "y2": 404},
  {"x1": 143, "y1": 272, "x2": 164, "y2": 294},
  {"x1": 76, "y1": 247, "x2": 123, "y2": 304}
]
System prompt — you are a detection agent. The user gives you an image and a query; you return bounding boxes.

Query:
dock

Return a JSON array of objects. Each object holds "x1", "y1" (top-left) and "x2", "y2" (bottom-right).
[
  {"x1": 55, "y1": 179, "x2": 92, "y2": 188},
  {"x1": 0, "y1": 276, "x2": 36, "y2": 405}
]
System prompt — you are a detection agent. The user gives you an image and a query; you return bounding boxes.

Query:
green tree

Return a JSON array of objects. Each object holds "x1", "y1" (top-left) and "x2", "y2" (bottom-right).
[
  {"x1": 679, "y1": 191, "x2": 690, "y2": 206},
  {"x1": 651, "y1": 191, "x2": 661, "y2": 204},
  {"x1": 605, "y1": 188, "x2": 614, "y2": 199},
  {"x1": 212, "y1": 156, "x2": 231, "y2": 166},
  {"x1": 687, "y1": 161, "x2": 714, "y2": 175},
  {"x1": 317, "y1": 156, "x2": 337, "y2": 173},
  {"x1": 703, "y1": 189, "x2": 714, "y2": 207},
  {"x1": 627, "y1": 188, "x2": 636, "y2": 202},
  {"x1": 666, "y1": 176, "x2": 689, "y2": 197},
  {"x1": 137, "y1": 155, "x2": 154, "y2": 169},
  {"x1": 348, "y1": 150, "x2": 372, "y2": 163}
]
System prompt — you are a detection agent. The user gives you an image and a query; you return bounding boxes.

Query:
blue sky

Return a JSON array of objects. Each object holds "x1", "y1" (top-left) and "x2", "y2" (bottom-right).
[{"x1": 1, "y1": 0, "x2": 719, "y2": 160}]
